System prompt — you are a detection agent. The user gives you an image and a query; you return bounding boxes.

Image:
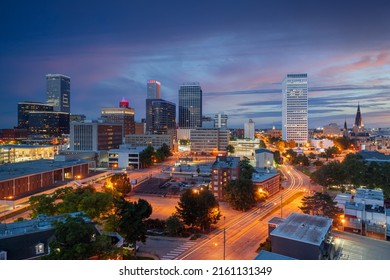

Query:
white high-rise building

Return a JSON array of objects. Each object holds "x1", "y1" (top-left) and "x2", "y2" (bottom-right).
[
  {"x1": 244, "y1": 119, "x2": 255, "y2": 140},
  {"x1": 282, "y1": 74, "x2": 308, "y2": 145},
  {"x1": 214, "y1": 113, "x2": 228, "y2": 129}
]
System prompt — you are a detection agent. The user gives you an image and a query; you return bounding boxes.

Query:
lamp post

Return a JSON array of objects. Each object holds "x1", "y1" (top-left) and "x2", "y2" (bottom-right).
[{"x1": 223, "y1": 216, "x2": 226, "y2": 260}]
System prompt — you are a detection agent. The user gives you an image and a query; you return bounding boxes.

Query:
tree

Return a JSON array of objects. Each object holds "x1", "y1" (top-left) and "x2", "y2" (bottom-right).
[
  {"x1": 30, "y1": 186, "x2": 113, "y2": 221},
  {"x1": 43, "y1": 215, "x2": 115, "y2": 260},
  {"x1": 165, "y1": 214, "x2": 184, "y2": 236},
  {"x1": 115, "y1": 197, "x2": 152, "y2": 254},
  {"x1": 139, "y1": 145, "x2": 155, "y2": 167},
  {"x1": 223, "y1": 178, "x2": 257, "y2": 211},
  {"x1": 287, "y1": 139, "x2": 296, "y2": 148},
  {"x1": 276, "y1": 140, "x2": 286, "y2": 152},
  {"x1": 109, "y1": 173, "x2": 132, "y2": 196},
  {"x1": 176, "y1": 189, "x2": 221, "y2": 231},
  {"x1": 226, "y1": 144, "x2": 235, "y2": 154},
  {"x1": 299, "y1": 192, "x2": 342, "y2": 221},
  {"x1": 310, "y1": 161, "x2": 346, "y2": 189},
  {"x1": 29, "y1": 194, "x2": 57, "y2": 218},
  {"x1": 159, "y1": 143, "x2": 172, "y2": 158},
  {"x1": 273, "y1": 150, "x2": 282, "y2": 165},
  {"x1": 240, "y1": 157, "x2": 255, "y2": 180}
]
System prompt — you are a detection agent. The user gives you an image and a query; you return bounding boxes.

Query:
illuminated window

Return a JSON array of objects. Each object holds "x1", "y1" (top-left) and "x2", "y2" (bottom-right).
[{"x1": 35, "y1": 243, "x2": 45, "y2": 255}]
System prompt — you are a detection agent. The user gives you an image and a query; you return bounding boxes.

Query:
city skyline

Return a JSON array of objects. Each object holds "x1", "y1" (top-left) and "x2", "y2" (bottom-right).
[{"x1": 1, "y1": 1, "x2": 390, "y2": 129}]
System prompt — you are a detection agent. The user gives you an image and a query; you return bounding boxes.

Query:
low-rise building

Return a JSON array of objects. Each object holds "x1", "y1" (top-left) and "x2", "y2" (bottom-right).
[
  {"x1": 254, "y1": 148, "x2": 274, "y2": 169},
  {"x1": 0, "y1": 159, "x2": 90, "y2": 205},
  {"x1": 229, "y1": 139, "x2": 260, "y2": 158},
  {"x1": 124, "y1": 134, "x2": 172, "y2": 150},
  {"x1": 108, "y1": 145, "x2": 146, "y2": 170},
  {"x1": 340, "y1": 188, "x2": 387, "y2": 239},
  {"x1": 211, "y1": 156, "x2": 240, "y2": 200},
  {"x1": 190, "y1": 128, "x2": 229, "y2": 154},
  {"x1": 252, "y1": 171, "x2": 280, "y2": 197},
  {"x1": 0, "y1": 145, "x2": 59, "y2": 164},
  {"x1": 269, "y1": 212, "x2": 334, "y2": 260}
]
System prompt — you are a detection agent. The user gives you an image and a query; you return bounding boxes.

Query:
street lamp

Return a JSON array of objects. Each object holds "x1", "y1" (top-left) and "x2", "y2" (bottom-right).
[{"x1": 223, "y1": 216, "x2": 226, "y2": 260}]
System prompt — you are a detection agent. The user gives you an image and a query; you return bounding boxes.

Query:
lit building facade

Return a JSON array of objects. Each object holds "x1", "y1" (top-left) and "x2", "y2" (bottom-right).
[
  {"x1": 70, "y1": 121, "x2": 123, "y2": 151},
  {"x1": 211, "y1": 156, "x2": 240, "y2": 200},
  {"x1": 17, "y1": 102, "x2": 53, "y2": 129},
  {"x1": 46, "y1": 74, "x2": 70, "y2": 113},
  {"x1": 124, "y1": 134, "x2": 173, "y2": 150},
  {"x1": 190, "y1": 129, "x2": 229, "y2": 154},
  {"x1": 146, "y1": 80, "x2": 161, "y2": 99},
  {"x1": 146, "y1": 99, "x2": 176, "y2": 137},
  {"x1": 28, "y1": 111, "x2": 70, "y2": 136},
  {"x1": 282, "y1": 74, "x2": 308, "y2": 145},
  {"x1": 101, "y1": 98, "x2": 135, "y2": 136},
  {"x1": 178, "y1": 83, "x2": 202, "y2": 129}
]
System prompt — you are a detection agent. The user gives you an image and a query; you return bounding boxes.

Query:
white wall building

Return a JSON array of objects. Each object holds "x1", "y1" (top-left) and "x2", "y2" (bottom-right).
[
  {"x1": 255, "y1": 148, "x2": 274, "y2": 169},
  {"x1": 244, "y1": 119, "x2": 255, "y2": 140},
  {"x1": 282, "y1": 74, "x2": 308, "y2": 145},
  {"x1": 310, "y1": 138, "x2": 334, "y2": 150},
  {"x1": 108, "y1": 145, "x2": 146, "y2": 169}
]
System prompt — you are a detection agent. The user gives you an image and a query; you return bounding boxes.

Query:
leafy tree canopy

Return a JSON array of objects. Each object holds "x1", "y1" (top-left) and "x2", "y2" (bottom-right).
[{"x1": 175, "y1": 189, "x2": 221, "y2": 231}]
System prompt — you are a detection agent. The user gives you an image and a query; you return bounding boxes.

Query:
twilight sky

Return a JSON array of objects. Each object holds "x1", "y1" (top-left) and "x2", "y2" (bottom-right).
[{"x1": 1, "y1": 0, "x2": 390, "y2": 129}]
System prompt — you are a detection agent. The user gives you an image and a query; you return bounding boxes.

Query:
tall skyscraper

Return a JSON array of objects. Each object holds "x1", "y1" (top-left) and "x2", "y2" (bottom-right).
[
  {"x1": 149, "y1": 99, "x2": 176, "y2": 135},
  {"x1": 282, "y1": 73, "x2": 308, "y2": 145},
  {"x1": 146, "y1": 80, "x2": 161, "y2": 99},
  {"x1": 146, "y1": 80, "x2": 161, "y2": 132},
  {"x1": 244, "y1": 119, "x2": 255, "y2": 140},
  {"x1": 46, "y1": 74, "x2": 71, "y2": 113},
  {"x1": 101, "y1": 98, "x2": 135, "y2": 136},
  {"x1": 178, "y1": 83, "x2": 202, "y2": 129}
]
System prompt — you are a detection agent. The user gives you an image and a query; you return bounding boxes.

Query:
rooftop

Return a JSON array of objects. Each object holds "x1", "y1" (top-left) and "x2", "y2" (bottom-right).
[
  {"x1": 252, "y1": 169, "x2": 279, "y2": 182},
  {"x1": 358, "y1": 150, "x2": 390, "y2": 162},
  {"x1": 212, "y1": 156, "x2": 240, "y2": 169},
  {"x1": 0, "y1": 159, "x2": 88, "y2": 181},
  {"x1": 254, "y1": 250, "x2": 296, "y2": 260},
  {"x1": 270, "y1": 212, "x2": 332, "y2": 246},
  {"x1": 0, "y1": 212, "x2": 89, "y2": 239},
  {"x1": 268, "y1": 216, "x2": 285, "y2": 226},
  {"x1": 355, "y1": 188, "x2": 384, "y2": 201},
  {"x1": 345, "y1": 201, "x2": 365, "y2": 211},
  {"x1": 255, "y1": 148, "x2": 273, "y2": 154}
]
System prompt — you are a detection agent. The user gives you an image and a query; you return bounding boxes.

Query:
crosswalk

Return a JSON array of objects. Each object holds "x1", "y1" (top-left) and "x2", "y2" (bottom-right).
[{"x1": 161, "y1": 241, "x2": 197, "y2": 260}]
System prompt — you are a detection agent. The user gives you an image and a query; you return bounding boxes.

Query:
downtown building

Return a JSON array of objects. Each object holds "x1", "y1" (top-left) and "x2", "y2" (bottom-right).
[
  {"x1": 101, "y1": 98, "x2": 135, "y2": 137},
  {"x1": 190, "y1": 128, "x2": 229, "y2": 155},
  {"x1": 282, "y1": 73, "x2": 308, "y2": 145},
  {"x1": 70, "y1": 121, "x2": 123, "y2": 151},
  {"x1": 211, "y1": 156, "x2": 240, "y2": 200},
  {"x1": 145, "y1": 80, "x2": 176, "y2": 140},
  {"x1": 178, "y1": 83, "x2": 202, "y2": 129},
  {"x1": 46, "y1": 74, "x2": 71, "y2": 113},
  {"x1": 244, "y1": 119, "x2": 255, "y2": 140}
]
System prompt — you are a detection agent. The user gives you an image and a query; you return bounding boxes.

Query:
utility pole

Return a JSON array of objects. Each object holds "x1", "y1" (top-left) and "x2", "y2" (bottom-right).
[{"x1": 280, "y1": 193, "x2": 283, "y2": 218}]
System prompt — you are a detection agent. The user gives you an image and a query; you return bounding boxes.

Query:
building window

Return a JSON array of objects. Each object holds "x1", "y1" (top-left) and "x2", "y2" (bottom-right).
[
  {"x1": 36, "y1": 243, "x2": 45, "y2": 255},
  {"x1": 0, "y1": 251, "x2": 7, "y2": 260}
]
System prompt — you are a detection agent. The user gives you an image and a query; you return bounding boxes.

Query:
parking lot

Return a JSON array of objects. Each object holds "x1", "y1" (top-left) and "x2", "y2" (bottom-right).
[{"x1": 132, "y1": 176, "x2": 210, "y2": 197}]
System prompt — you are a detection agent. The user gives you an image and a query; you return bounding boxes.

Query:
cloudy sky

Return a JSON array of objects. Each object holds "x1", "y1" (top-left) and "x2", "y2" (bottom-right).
[{"x1": 1, "y1": 0, "x2": 390, "y2": 129}]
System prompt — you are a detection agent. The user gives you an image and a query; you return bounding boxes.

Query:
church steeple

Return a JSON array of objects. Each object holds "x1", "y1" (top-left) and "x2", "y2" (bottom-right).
[
  {"x1": 354, "y1": 103, "x2": 363, "y2": 128},
  {"x1": 343, "y1": 118, "x2": 348, "y2": 138}
]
